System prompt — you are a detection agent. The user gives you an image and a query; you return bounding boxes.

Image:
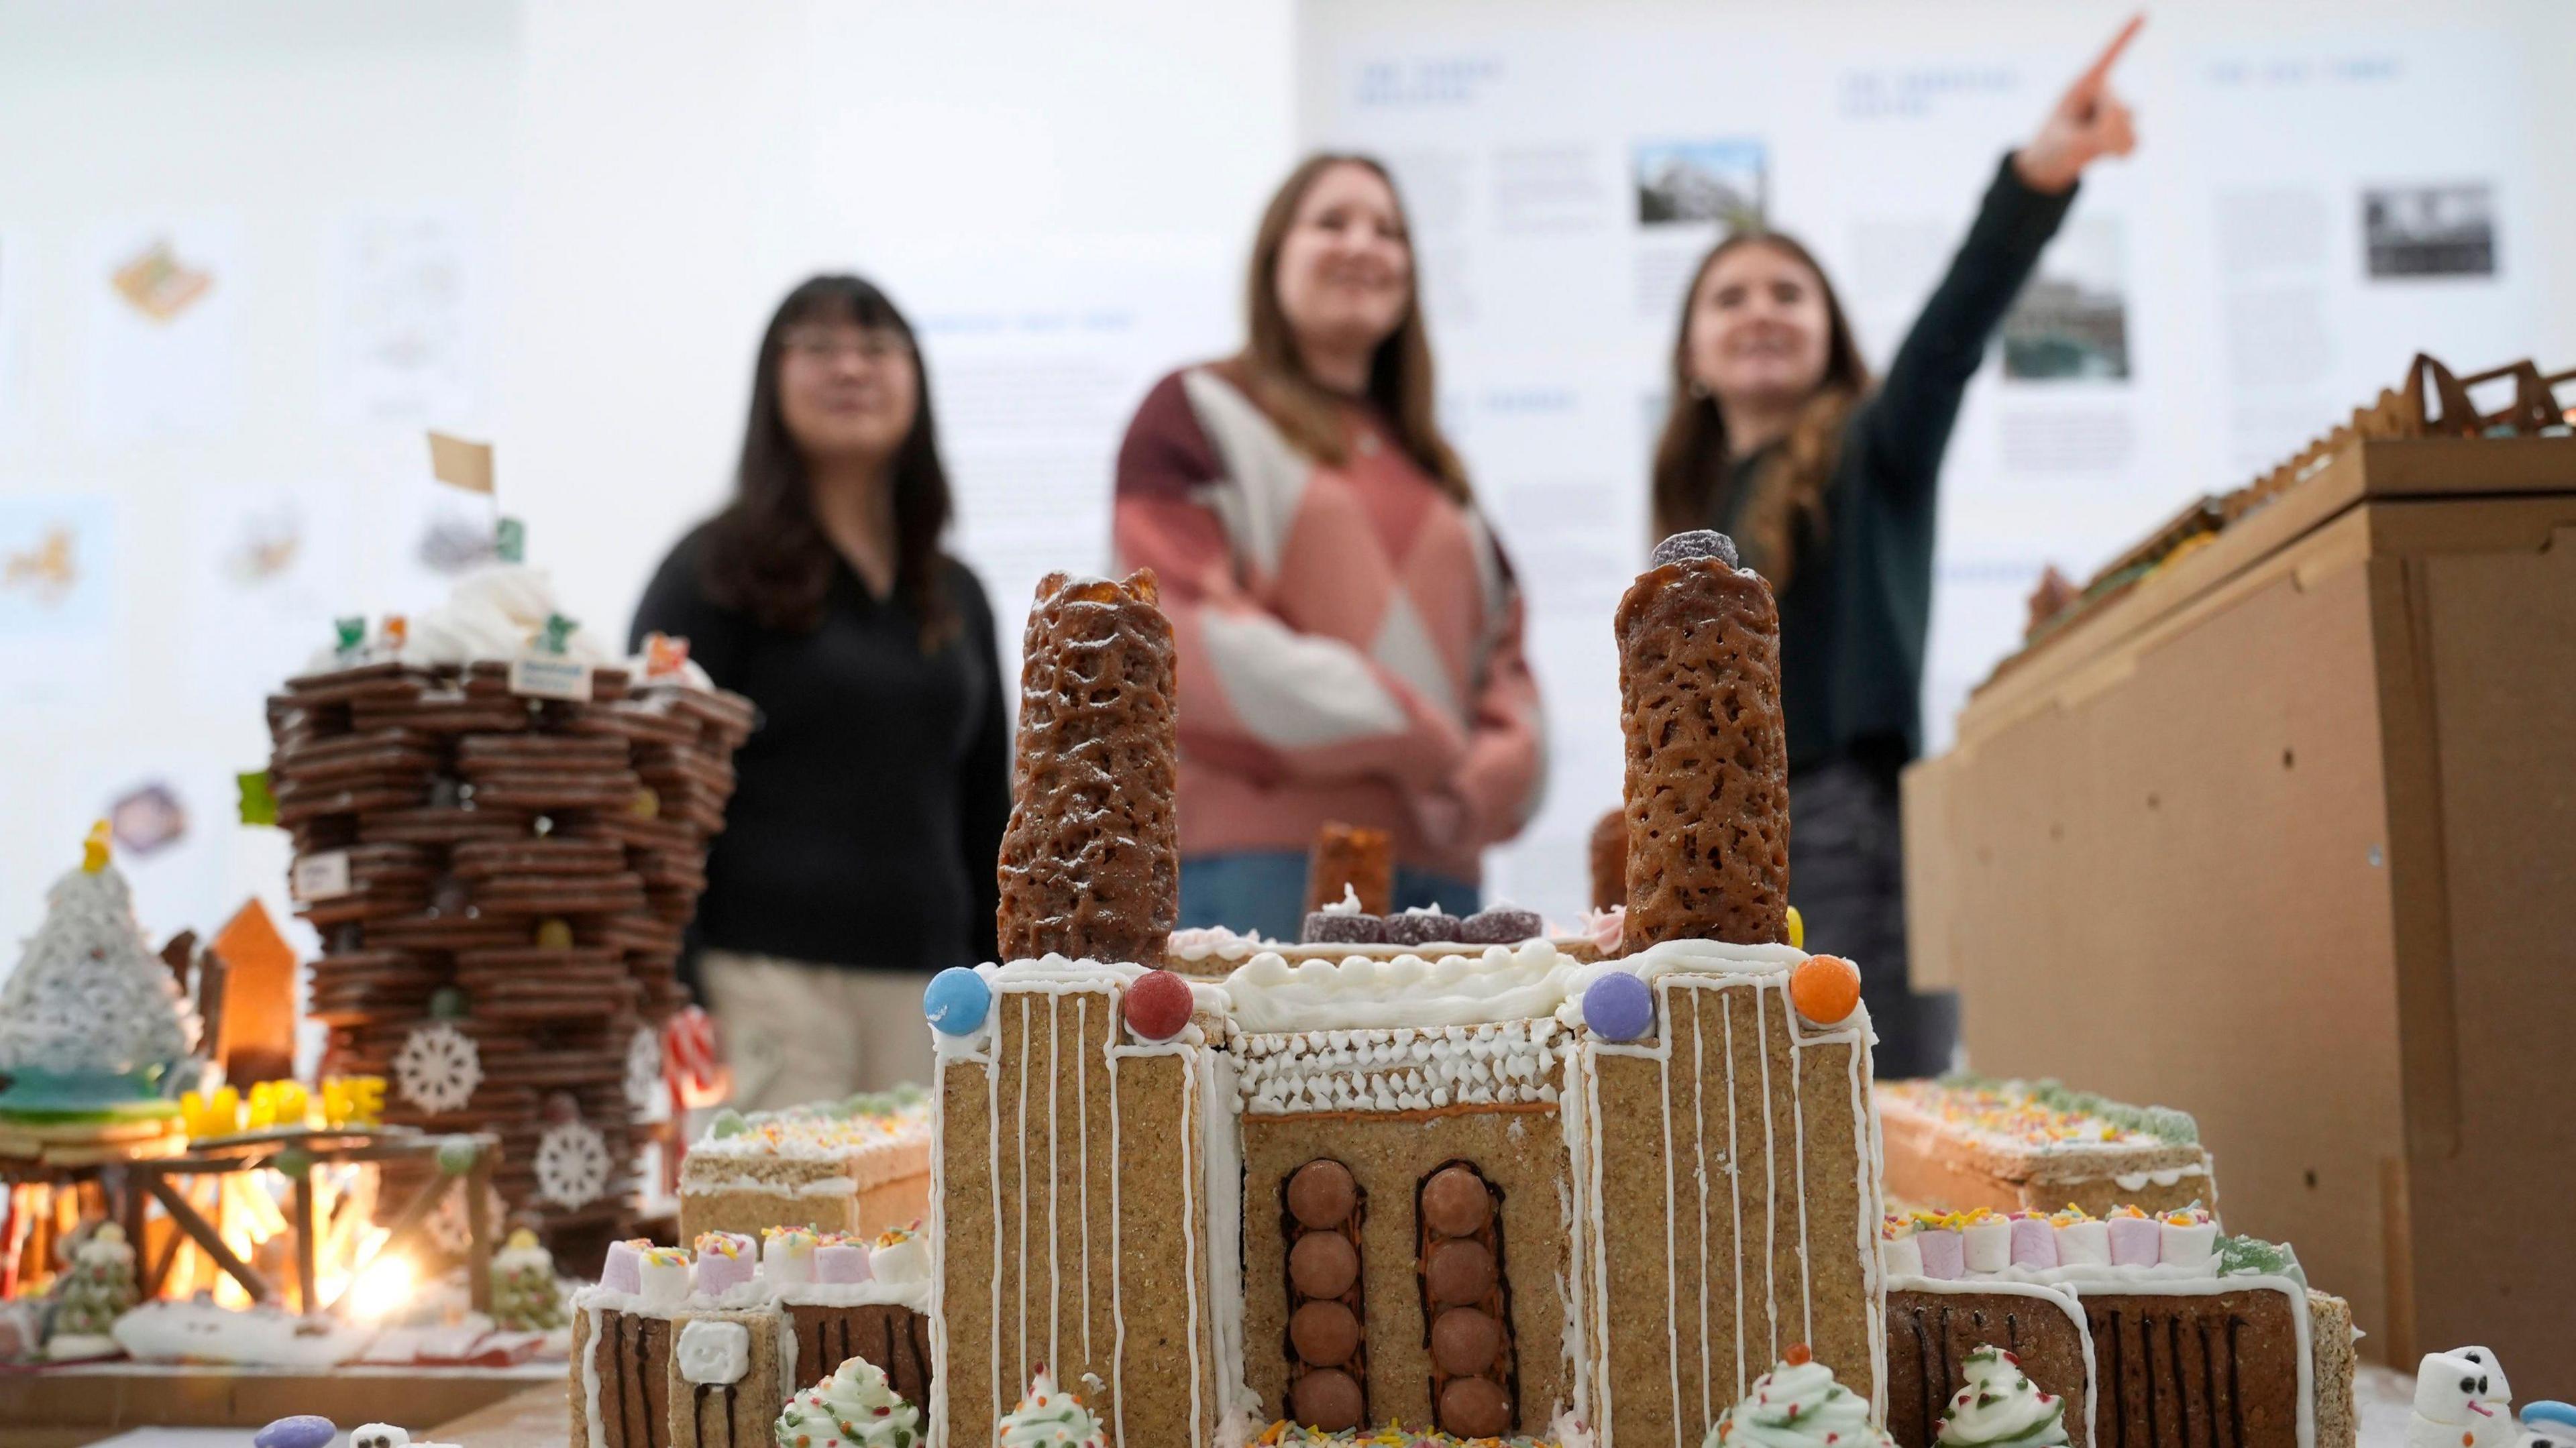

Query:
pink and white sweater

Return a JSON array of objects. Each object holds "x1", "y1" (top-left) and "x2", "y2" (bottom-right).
[{"x1": 1112, "y1": 363, "x2": 1546, "y2": 883}]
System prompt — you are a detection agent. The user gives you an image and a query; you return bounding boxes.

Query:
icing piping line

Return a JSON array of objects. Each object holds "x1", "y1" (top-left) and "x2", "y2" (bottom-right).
[
  {"x1": 1725, "y1": 989, "x2": 1745, "y2": 1402},
  {"x1": 1656, "y1": 989, "x2": 1682, "y2": 1448},
  {"x1": 1079, "y1": 993, "x2": 1093, "y2": 1366},
  {"x1": 1048, "y1": 990, "x2": 1062, "y2": 1379},
  {"x1": 1781, "y1": 977, "x2": 1813, "y2": 1353},
  {"x1": 1690, "y1": 987, "x2": 1712, "y2": 1428},
  {"x1": 1756, "y1": 983, "x2": 1778, "y2": 1363}
]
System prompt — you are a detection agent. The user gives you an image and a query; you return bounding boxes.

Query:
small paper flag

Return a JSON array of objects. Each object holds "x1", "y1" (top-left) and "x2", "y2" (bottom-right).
[{"x1": 427, "y1": 431, "x2": 495, "y2": 495}]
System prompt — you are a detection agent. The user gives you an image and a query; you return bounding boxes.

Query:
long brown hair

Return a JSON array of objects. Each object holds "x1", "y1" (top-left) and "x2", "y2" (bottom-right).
[
  {"x1": 1236, "y1": 153, "x2": 1469, "y2": 501},
  {"x1": 1650, "y1": 231, "x2": 1871, "y2": 586},
  {"x1": 699, "y1": 275, "x2": 957, "y2": 644}
]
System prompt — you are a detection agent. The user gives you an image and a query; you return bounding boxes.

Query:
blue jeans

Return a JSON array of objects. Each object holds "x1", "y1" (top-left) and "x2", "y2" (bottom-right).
[{"x1": 1179, "y1": 850, "x2": 1477, "y2": 944}]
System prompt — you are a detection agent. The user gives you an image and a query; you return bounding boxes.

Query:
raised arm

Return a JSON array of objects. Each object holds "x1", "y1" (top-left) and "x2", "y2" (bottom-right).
[
  {"x1": 1859, "y1": 15, "x2": 2141, "y2": 501},
  {"x1": 1112, "y1": 372, "x2": 1470, "y2": 792}
]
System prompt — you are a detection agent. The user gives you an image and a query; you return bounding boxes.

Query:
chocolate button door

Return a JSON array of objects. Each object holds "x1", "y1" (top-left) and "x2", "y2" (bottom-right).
[
  {"x1": 1282, "y1": 1158, "x2": 1368, "y2": 1431},
  {"x1": 1418, "y1": 1162, "x2": 1515, "y2": 1438}
]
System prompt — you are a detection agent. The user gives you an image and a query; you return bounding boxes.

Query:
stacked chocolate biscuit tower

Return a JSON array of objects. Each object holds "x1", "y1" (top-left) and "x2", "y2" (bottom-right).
[{"x1": 269, "y1": 633, "x2": 751, "y2": 1235}]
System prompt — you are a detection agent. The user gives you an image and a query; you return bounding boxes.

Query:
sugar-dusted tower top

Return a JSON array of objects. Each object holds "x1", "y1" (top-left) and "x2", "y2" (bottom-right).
[
  {"x1": 993, "y1": 569, "x2": 1180, "y2": 964},
  {"x1": 1615, "y1": 529, "x2": 1791, "y2": 947}
]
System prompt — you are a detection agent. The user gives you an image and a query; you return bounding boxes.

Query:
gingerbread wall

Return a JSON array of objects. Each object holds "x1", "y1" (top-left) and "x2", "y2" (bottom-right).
[
  {"x1": 1238, "y1": 1103, "x2": 1572, "y2": 1435},
  {"x1": 932, "y1": 980, "x2": 1221, "y2": 1448},
  {"x1": 1572, "y1": 973, "x2": 1882, "y2": 1447}
]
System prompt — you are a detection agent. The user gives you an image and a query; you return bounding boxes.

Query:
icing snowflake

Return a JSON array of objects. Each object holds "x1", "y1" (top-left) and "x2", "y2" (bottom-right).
[
  {"x1": 623, "y1": 1025, "x2": 663, "y2": 1113},
  {"x1": 392, "y1": 1022, "x2": 482, "y2": 1115},
  {"x1": 533, "y1": 1119, "x2": 610, "y2": 1208}
]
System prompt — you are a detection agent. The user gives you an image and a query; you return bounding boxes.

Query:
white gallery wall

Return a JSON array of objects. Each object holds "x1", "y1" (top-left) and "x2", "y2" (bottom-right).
[
  {"x1": 0, "y1": 0, "x2": 1297, "y2": 964},
  {"x1": 1301, "y1": 0, "x2": 2576, "y2": 915},
  {"x1": 0, "y1": 0, "x2": 2567, "y2": 962}
]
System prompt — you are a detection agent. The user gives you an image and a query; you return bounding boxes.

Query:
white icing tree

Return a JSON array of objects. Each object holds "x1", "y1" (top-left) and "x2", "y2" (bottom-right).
[{"x1": 0, "y1": 834, "x2": 199, "y2": 1078}]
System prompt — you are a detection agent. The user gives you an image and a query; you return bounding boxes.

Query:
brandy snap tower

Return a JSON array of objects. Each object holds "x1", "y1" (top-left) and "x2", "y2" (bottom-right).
[
  {"x1": 925, "y1": 544, "x2": 1885, "y2": 1448},
  {"x1": 930, "y1": 570, "x2": 1226, "y2": 1448}
]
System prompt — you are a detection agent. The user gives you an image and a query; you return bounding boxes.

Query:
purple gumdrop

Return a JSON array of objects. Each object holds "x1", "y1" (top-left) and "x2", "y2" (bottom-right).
[
  {"x1": 1650, "y1": 530, "x2": 1739, "y2": 570},
  {"x1": 1457, "y1": 906, "x2": 1543, "y2": 946},
  {"x1": 255, "y1": 1418, "x2": 338, "y2": 1448},
  {"x1": 1582, "y1": 971, "x2": 1656, "y2": 1042},
  {"x1": 1381, "y1": 911, "x2": 1462, "y2": 948},
  {"x1": 1302, "y1": 910, "x2": 1386, "y2": 945}
]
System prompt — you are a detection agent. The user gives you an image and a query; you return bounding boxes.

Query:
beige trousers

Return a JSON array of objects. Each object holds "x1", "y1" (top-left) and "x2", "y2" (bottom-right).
[{"x1": 696, "y1": 950, "x2": 936, "y2": 1111}]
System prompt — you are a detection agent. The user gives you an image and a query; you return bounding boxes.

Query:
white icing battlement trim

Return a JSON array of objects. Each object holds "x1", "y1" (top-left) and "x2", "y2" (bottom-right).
[{"x1": 1234, "y1": 1019, "x2": 1567, "y2": 1115}]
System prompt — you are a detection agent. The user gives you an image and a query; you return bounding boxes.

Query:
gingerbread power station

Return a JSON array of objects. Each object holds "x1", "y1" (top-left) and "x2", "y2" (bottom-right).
[{"x1": 923, "y1": 538, "x2": 1885, "y2": 1448}]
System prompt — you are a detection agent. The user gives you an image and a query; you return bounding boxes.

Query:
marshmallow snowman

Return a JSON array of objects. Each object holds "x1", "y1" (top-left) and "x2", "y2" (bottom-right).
[
  {"x1": 350, "y1": 1429, "x2": 408, "y2": 1448},
  {"x1": 2413, "y1": 1349, "x2": 2516, "y2": 1448}
]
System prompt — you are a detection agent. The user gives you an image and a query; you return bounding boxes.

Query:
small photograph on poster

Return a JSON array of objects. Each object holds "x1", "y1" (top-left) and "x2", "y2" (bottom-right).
[
  {"x1": 2002, "y1": 219, "x2": 2130, "y2": 382},
  {"x1": 82, "y1": 217, "x2": 244, "y2": 441},
  {"x1": 1633, "y1": 138, "x2": 1765, "y2": 228},
  {"x1": 2362, "y1": 182, "x2": 2495, "y2": 278},
  {"x1": 108, "y1": 779, "x2": 189, "y2": 858},
  {"x1": 323, "y1": 210, "x2": 484, "y2": 425},
  {"x1": 0, "y1": 494, "x2": 118, "y2": 711},
  {"x1": 189, "y1": 479, "x2": 359, "y2": 706}
]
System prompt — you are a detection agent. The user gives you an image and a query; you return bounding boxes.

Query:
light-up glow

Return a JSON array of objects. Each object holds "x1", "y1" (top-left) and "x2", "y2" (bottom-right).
[{"x1": 346, "y1": 1251, "x2": 417, "y2": 1321}]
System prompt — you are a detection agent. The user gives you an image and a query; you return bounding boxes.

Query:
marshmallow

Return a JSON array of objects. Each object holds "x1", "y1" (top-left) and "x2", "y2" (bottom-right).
[
  {"x1": 1880, "y1": 1233, "x2": 1924, "y2": 1279},
  {"x1": 692, "y1": 1233, "x2": 757, "y2": 1295},
  {"x1": 2108, "y1": 1215, "x2": 2161, "y2": 1266},
  {"x1": 2009, "y1": 1216, "x2": 2059, "y2": 1270},
  {"x1": 637, "y1": 1249, "x2": 692, "y2": 1306},
  {"x1": 600, "y1": 1239, "x2": 647, "y2": 1295},
  {"x1": 871, "y1": 1234, "x2": 930, "y2": 1287},
  {"x1": 2055, "y1": 1219, "x2": 2111, "y2": 1266},
  {"x1": 2161, "y1": 1220, "x2": 2218, "y2": 1270},
  {"x1": 814, "y1": 1243, "x2": 873, "y2": 1285},
  {"x1": 1917, "y1": 1228, "x2": 1965, "y2": 1280},
  {"x1": 762, "y1": 1228, "x2": 817, "y2": 1287},
  {"x1": 1962, "y1": 1217, "x2": 2010, "y2": 1274}
]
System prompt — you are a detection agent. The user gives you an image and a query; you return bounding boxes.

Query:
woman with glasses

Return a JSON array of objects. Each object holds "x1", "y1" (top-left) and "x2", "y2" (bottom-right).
[{"x1": 631, "y1": 274, "x2": 1009, "y2": 1105}]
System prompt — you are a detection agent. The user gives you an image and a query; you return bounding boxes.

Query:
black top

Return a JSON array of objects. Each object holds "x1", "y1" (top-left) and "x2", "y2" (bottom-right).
[
  {"x1": 1710, "y1": 154, "x2": 2074, "y2": 779},
  {"x1": 630, "y1": 527, "x2": 1011, "y2": 973}
]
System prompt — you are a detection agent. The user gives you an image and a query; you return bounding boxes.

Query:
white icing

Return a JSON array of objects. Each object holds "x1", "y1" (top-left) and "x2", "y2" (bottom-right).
[
  {"x1": 1936, "y1": 1345, "x2": 2070, "y2": 1447},
  {"x1": 110, "y1": 1300, "x2": 372, "y2": 1368},
  {"x1": 1232, "y1": 1018, "x2": 1564, "y2": 1115},
  {"x1": 1322, "y1": 883, "x2": 1362, "y2": 915},
  {"x1": 2112, "y1": 1164, "x2": 2208, "y2": 1190},
  {"x1": 997, "y1": 1367, "x2": 1109, "y2": 1447},
  {"x1": 1222, "y1": 938, "x2": 1579, "y2": 1032},
  {"x1": 1709, "y1": 1355, "x2": 1892, "y2": 1448},
  {"x1": 674, "y1": 1319, "x2": 751, "y2": 1386},
  {"x1": 393, "y1": 562, "x2": 613, "y2": 668},
  {"x1": 780, "y1": 1354, "x2": 922, "y2": 1448},
  {"x1": 687, "y1": 1173, "x2": 860, "y2": 1198}
]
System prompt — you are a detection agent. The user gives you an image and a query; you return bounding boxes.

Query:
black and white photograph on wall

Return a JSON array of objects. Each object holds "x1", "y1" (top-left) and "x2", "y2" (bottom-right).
[
  {"x1": 2363, "y1": 182, "x2": 2496, "y2": 278},
  {"x1": 2001, "y1": 217, "x2": 2131, "y2": 380},
  {"x1": 1633, "y1": 137, "x2": 1765, "y2": 227}
]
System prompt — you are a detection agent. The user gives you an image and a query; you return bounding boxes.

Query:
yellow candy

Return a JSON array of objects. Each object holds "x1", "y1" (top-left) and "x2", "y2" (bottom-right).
[
  {"x1": 534, "y1": 918, "x2": 575, "y2": 950},
  {"x1": 1785, "y1": 905, "x2": 1805, "y2": 950}
]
